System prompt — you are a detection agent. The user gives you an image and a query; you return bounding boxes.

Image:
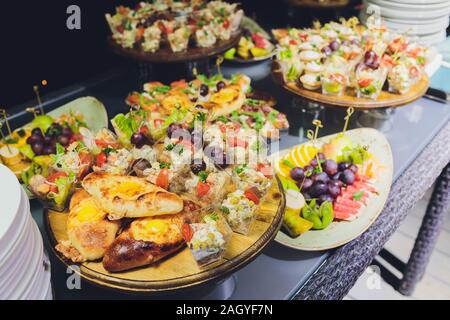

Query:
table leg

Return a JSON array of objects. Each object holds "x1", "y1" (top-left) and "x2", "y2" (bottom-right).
[{"x1": 398, "y1": 162, "x2": 450, "y2": 296}]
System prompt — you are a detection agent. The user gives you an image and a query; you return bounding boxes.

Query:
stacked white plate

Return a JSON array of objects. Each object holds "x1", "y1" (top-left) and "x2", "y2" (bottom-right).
[
  {"x1": 361, "y1": 0, "x2": 450, "y2": 46},
  {"x1": 0, "y1": 164, "x2": 52, "y2": 300}
]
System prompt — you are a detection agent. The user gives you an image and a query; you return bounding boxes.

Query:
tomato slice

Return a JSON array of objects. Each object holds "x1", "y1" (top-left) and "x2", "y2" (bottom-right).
[
  {"x1": 257, "y1": 163, "x2": 273, "y2": 178},
  {"x1": 96, "y1": 152, "x2": 107, "y2": 167},
  {"x1": 358, "y1": 78, "x2": 373, "y2": 88},
  {"x1": 139, "y1": 125, "x2": 149, "y2": 135},
  {"x1": 181, "y1": 223, "x2": 193, "y2": 242},
  {"x1": 170, "y1": 79, "x2": 188, "y2": 89},
  {"x1": 156, "y1": 169, "x2": 169, "y2": 190},
  {"x1": 153, "y1": 119, "x2": 165, "y2": 128},
  {"x1": 136, "y1": 26, "x2": 145, "y2": 41},
  {"x1": 244, "y1": 188, "x2": 260, "y2": 205},
  {"x1": 197, "y1": 181, "x2": 211, "y2": 197},
  {"x1": 127, "y1": 93, "x2": 140, "y2": 106},
  {"x1": 228, "y1": 136, "x2": 248, "y2": 148},
  {"x1": 289, "y1": 39, "x2": 298, "y2": 46},
  {"x1": 46, "y1": 171, "x2": 68, "y2": 183}
]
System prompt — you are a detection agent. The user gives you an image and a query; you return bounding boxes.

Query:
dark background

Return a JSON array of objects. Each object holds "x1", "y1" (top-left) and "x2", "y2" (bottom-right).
[{"x1": 0, "y1": 0, "x2": 360, "y2": 108}]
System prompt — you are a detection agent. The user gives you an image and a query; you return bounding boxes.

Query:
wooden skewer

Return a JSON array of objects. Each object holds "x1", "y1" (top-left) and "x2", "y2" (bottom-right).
[
  {"x1": 343, "y1": 107, "x2": 354, "y2": 133},
  {"x1": 0, "y1": 109, "x2": 12, "y2": 136},
  {"x1": 26, "y1": 107, "x2": 39, "y2": 118},
  {"x1": 0, "y1": 122, "x2": 12, "y2": 153},
  {"x1": 33, "y1": 85, "x2": 45, "y2": 115}
]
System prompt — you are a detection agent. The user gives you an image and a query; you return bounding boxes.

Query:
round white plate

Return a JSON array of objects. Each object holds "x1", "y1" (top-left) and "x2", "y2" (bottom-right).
[
  {"x1": 0, "y1": 165, "x2": 23, "y2": 246},
  {"x1": 383, "y1": 19, "x2": 450, "y2": 36},
  {"x1": 19, "y1": 221, "x2": 46, "y2": 300},
  {"x1": 0, "y1": 216, "x2": 34, "y2": 298},
  {"x1": 273, "y1": 128, "x2": 393, "y2": 251},
  {"x1": 364, "y1": 2, "x2": 450, "y2": 20},
  {"x1": 389, "y1": 0, "x2": 450, "y2": 4},
  {"x1": 367, "y1": 0, "x2": 450, "y2": 11},
  {"x1": 10, "y1": 220, "x2": 43, "y2": 300}
]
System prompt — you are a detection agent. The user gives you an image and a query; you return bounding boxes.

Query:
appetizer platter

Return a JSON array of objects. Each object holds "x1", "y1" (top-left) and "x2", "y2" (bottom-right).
[
  {"x1": 272, "y1": 16, "x2": 430, "y2": 109},
  {"x1": 41, "y1": 73, "x2": 288, "y2": 292},
  {"x1": 0, "y1": 97, "x2": 108, "y2": 203},
  {"x1": 224, "y1": 17, "x2": 275, "y2": 63},
  {"x1": 272, "y1": 121, "x2": 393, "y2": 250},
  {"x1": 106, "y1": 0, "x2": 243, "y2": 63}
]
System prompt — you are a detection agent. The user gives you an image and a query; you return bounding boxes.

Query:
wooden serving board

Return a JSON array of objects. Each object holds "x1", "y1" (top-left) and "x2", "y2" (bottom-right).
[
  {"x1": 272, "y1": 62, "x2": 429, "y2": 109},
  {"x1": 273, "y1": 128, "x2": 393, "y2": 251},
  {"x1": 45, "y1": 177, "x2": 285, "y2": 293},
  {"x1": 108, "y1": 31, "x2": 241, "y2": 64}
]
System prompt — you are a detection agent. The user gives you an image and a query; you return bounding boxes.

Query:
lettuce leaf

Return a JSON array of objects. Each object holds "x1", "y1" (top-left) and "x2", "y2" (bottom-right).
[
  {"x1": 111, "y1": 113, "x2": 140, "y2": 146},
  {"x1": 47, "y1": 173, "x2": 75, "y2": 208}
]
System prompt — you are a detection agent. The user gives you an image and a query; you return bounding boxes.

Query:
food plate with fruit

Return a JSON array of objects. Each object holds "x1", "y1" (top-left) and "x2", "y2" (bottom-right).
[
  {"x1": 271, "y1": 16, "x2": 430, "y2": 109},
  {"x1": 224, "y1": 17, "x2": 275, "y2": 63},
  {"x1": 0, "y1": 97, "x2": 108, "y2": 205},
  {"x1": 273, "y1": 128, "x2": 393, "y2": 251}
]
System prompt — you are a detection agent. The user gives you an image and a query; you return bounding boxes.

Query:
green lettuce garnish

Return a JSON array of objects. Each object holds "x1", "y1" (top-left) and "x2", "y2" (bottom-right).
[
  {"x1": 48, "y1": 173, "x2": 75, "y2": 207},
  {"x1": 111, "y1": 112, "x2": 141, "y2": 146}
]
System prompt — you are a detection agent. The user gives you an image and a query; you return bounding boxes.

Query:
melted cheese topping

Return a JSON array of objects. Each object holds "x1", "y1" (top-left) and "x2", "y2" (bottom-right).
[
  {"x1": 210, "y1": 85, "x2": 240, "y2": 104},
  {"x1": 130, "y1": 216, "x2": 182, "y2": 243},
  {"x1": 68, "y1": 198, "x2": 106, "y2": 229},
  {"x1": 109, "y1": 181, "x2": 151, "y2": 199}
]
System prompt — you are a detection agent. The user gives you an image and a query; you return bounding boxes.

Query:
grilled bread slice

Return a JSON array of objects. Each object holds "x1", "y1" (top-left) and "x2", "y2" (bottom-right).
[
  {"x1": 55, "y1": 189, "x2": 121, "y2": 262},
  {"x1": 82, "y1": 172, "x2": 184, "y2": 220}
]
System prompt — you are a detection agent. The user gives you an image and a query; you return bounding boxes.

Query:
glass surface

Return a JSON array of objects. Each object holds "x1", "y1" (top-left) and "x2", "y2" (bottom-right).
[{"x1": 15, "y1": 60, "x2": 450, "y2": 299}]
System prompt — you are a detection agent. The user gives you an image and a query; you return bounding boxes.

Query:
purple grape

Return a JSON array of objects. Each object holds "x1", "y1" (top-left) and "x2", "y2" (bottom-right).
[
  {"x1": 332, "y1": 172, "x2": 342, "y2": 181},
  {"x1": 310, "y1": 158, "x2": 318, "y2": 167},
  {"x1": 31, "y1": 141, "x2": 44, "y2": 155},
  {"x1": 312, "y1": 172, "x2": 330, "y2": 184},
  {"x1": 57, "y1": 135, "x2": 70, "y2": 147},
  {"x1": 290, "y1": 167, "x2": 305, "y2": 181},
  {"x1": 61, "y1": 127, "x2": 73, "y2": 137},
  {"x1": 349, "y1": 164, "x2": 358, "y2": 174},
  {"x1": 42, "y1": 144, "x2": 56, "y2": 155},
  {"x1": 330, "y1": 40, "x2": 340, "y2": 51},
  {"x1": 328, "y1": 182, "x2": 341, "y2": 198},
  {"x1": 304, "y1": 165, "x2": 314, "y2": 175},
  {"x1": 323, "y1": 159, "x2": 338, "y2": 176},
  {"x1": 190, "y1": 159, "x2": 206, "y2": 174},
  {"x1": 310, "y1": 181, "x2": 328, "y2": 197},
  {"x1": 300, "y1": 178, "x2": 313, "y2": 192},
  {"x1": 27, "y1": 134, "x2": 43, "y2": 145},
  {"x1": 31, "y1": 127, "x2": 43, "y2": 137},
  {"x1": 329, "y1": 179, "x2": 343, "y2": 188},
  {"x1": 317, "y1": 152, "x2": 326, "y2": 160},
  {"x1": 338, "y1": 162, "x2": 351, "y2": 172},
  {"x1": 341, "y1": 169, "x2": 355, "y2": 185},
  {"x1": 364, "y1": 50, "x2": 377, "y2": 64},
  {"x1": 318, "y1": 194, "x2": 334, "y2": 205}
]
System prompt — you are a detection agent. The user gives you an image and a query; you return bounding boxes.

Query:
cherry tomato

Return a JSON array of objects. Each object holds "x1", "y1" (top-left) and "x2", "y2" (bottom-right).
[
  {"x1": 127, "y1": 93, "x2": 140, "y2": 106},
  {"x1": 410, "y1": 66, "x2": 420, "y2": 78},
  {"x1": 358, "y1": 78, "x2": 373, "y2": 88},
  {"x1": 223, "y1": 19, "x2": 230, "y2": 29},
  {"x1": 170, "y1": 79, "x2": 188, "y2": 89},
  {"x1": 96, "y1": 152, "x2": 107, "y2": 167},
  {"x1": 116, "y1": 25, "x2": 125, "y2": 34},
  {"x1": 49, "y1": 185, "x2": 58, "y2": 193},
  {"x1": 139, "y1": 125, "x2": 149, "y2": 135},
  {"x1": 244, "y1": 188, "x2": 260, "y2": 204},
  {"x1": 197, "y1": 181, "x2": 211, "y2": 197},
  {"x1": 156, "y1": 169, "x2": 169, "y2": 190},
  {"x1": 181, "y1": 223, "x2": 193, "y2": 242},
  {"x1": 289, "y1": 39, "x2": 298, "y2": 46},
  {"x1": 136, "y1": 26, "x2": 145, "y2": 41}
]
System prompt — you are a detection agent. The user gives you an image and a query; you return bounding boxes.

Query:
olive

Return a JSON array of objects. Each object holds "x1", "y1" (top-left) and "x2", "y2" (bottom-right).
[
  {"x1": 130, "y1": 132, "x2": 149, "y2": 148},
  {"x1": 216, "y1": 81, "x2": 226, "y2": 91},
  {"x1": 190, "y1": 159, "x2": 206, "y2": 174},
  {"x1": 199, "y1": 84, "x2": 209, "y2": 96}
]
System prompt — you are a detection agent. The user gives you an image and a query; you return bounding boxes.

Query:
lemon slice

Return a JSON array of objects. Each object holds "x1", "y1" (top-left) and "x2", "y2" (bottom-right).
[
  {"x1": 274, "y1": 157, "x2": 292, "y2": 178},
  {"x1": 287, "y1": 144, "x2": 318, "y2": 168}
]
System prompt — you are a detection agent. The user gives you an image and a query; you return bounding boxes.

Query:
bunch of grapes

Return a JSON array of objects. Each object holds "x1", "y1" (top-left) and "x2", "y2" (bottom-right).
[
  {"x1": 27, "y1": 124, "x2": 74, "y2": 156},
  {"x1": 289, "y1": 153, "x2": 358, "y2": 204}
]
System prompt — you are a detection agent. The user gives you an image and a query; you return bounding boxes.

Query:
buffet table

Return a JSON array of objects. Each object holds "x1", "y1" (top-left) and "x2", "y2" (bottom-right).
[{"x1": 14, "y1": 57, "x2": 449, "y2": 299}]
